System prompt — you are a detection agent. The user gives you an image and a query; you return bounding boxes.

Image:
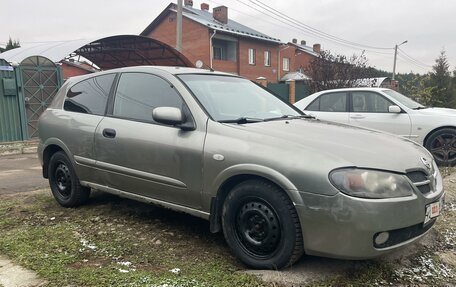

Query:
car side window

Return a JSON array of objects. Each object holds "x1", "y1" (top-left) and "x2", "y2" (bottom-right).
[
  {"x1": 306, "y1": 92, "x2": 347, "y2": 112},
  {"x1": 352, "y1": 91, "x2": 394, "y2": 113},
  {"x1": 64, "y1": 74, "x2": 115, "y2": 115},
  {"x1": 113, "y1": 73, "x2": 183, "y2": 123}
]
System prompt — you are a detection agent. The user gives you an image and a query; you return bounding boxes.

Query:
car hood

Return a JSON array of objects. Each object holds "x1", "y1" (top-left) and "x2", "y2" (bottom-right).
[
  {"x1": 414, "y1": 107, "x2": 456, "y2": 116},
  {"x1": 224, "y1": 118, "x2": 432, "y2": 173}
]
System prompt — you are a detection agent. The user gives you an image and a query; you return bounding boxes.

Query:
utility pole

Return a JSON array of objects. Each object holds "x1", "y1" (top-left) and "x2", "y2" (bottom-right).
[
  {"x1": 176, "y1": 0, "x2": 183, "y2": 52},
  {"x1": 392, "y1": 40, "x2": 407, "y2": 80}
]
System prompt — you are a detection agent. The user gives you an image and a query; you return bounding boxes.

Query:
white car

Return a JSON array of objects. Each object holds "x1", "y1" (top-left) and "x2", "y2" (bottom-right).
[{"x1": 294, "y1": 88, "x2": 456, "y2": 166}]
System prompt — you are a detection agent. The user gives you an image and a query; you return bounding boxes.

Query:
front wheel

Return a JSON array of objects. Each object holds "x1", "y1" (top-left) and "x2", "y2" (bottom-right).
[
  {"x1": 222, "y1": 179, "x2": 304, "y2": 269},
  {"x1": 425, "y1": 128, "x2": 456, "y2": 166},
  {"x1": 48, "y1": 151, "x2": 90, "y2": 207}
]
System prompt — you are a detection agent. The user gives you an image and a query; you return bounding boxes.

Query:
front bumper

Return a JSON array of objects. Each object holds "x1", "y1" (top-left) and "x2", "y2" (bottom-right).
[{"x1": 295, "y1": 188, "x2": 444, "y2": 259}]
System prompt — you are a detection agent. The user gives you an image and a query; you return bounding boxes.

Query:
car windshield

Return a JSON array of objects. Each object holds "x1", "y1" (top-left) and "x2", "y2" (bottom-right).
[
  {"x1": 178, "y1": 74, "x2": 301, "y2": 122},
  {"x1": 383, "y1": 89, "x2": 425, "y2": 109}
]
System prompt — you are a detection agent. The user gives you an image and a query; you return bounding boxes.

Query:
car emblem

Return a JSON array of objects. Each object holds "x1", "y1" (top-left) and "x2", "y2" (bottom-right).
[{"x1": 421, "y1": 157, "x2": 431, "y2": 170}]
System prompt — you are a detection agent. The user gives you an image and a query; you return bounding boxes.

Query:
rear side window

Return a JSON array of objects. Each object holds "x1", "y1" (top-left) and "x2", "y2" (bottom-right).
[
  {"x1": 306, "y1": 92, "x2": 347, "y2": 112},
  {"x1": 113, "y1": 73, "x2": 183, "y2": 123},
  {"x1": 64, "y1": 74, "x2": 115, "y2": 115}
]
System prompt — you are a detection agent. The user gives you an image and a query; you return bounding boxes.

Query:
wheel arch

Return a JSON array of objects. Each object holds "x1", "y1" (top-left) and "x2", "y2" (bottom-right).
[
  {"x1": 423, "y1": 125, "x2": 456, "y2": 146},
  {"x1": 208, "y1": 165, "x2": 303, "y2": 233},
  {"x1": 41, "y1": 138, "x2": 73, "y2": 178}
]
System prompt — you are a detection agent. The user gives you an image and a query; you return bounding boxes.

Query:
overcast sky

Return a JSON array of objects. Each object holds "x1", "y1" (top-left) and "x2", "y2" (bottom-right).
[{"x1": 1, "y1": 0, "x2": 455, "y2": 74}]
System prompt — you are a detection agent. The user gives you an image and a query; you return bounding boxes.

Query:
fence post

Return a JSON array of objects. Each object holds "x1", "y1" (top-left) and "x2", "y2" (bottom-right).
[
  {"x1": 256, "y1": 77, "x2": 267, "y2": 87},
  {"x1": 286, "y1": 79, "x2": 296, "y2": 104}
]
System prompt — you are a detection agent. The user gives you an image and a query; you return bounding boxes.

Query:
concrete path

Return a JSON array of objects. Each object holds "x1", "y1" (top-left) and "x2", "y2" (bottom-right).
[
  {"x1": 0, "y1": 256, "x2": 45, "y2": 287},
  {"x1": 0, "y1": 153, "x2": 48, "y2": 195}
]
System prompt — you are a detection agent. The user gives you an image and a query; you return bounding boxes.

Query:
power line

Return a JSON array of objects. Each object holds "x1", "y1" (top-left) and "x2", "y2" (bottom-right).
[
  {"x1": 249, "y1": 0, "x2": 393, "y2": 51},
  {"x1": 396, "y1": 53, "x2": 429, "y2": 71},
  {"x1": 236, "y1": 0, "x2": 393, "y2": 55},
  {"x1": 398, "y1": 47, "x2": 432, "y2": 68}
]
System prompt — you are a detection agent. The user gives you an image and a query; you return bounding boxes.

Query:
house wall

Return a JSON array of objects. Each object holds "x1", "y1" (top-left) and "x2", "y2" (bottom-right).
[
  {"x1": 147, "y1": 11, "x2": 210, "y2": 67},
  {"x1": 238, "y1": 38, "x2": 279, "y2": 82},
  {"x1": 61, "y1": 62, "x2": 92, "y2": 80},
  {"x1": 279, "y1": 45, "x2": 317, "y2": 79}
]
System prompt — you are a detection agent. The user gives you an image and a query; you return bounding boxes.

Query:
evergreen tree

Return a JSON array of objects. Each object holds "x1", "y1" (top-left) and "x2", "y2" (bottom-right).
[
  {"x1": 428, "y1": 50, "x2": 454, "y2": 107},
  {"x1": 1, "y1": 37, "x2": 20, "y2": 53}
]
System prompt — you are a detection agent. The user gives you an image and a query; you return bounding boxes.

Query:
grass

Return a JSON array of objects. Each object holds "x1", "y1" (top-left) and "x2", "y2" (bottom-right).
[
  {"x1": 0, "y1": 190, "x2": 271, "y2": 287},
  {"x1": 1, "y1": 167, "x2": 456, "y2": 287}
]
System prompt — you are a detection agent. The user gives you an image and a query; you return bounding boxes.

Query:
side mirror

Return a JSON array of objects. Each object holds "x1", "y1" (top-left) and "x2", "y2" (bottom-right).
[
  {"x1": 388, "y1": 105, "x2": 401, "y2": 113},
  {"x1": 152, "y1": 107, "x2": 184, "y2": 125},
  {"x1": 152, "y1": 107, "x2": 196, "y2": 131}
]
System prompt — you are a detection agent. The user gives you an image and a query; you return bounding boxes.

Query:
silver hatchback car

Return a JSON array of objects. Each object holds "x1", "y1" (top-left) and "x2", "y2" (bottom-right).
[{"x1": 38, "y1": 66, "x2": 444, "y2": 269}]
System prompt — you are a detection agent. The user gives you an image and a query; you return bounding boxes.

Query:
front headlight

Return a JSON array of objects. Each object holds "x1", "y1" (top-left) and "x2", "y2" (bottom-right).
[{"x1": 329, "y1": 168, "x2": 414, "y2": 199}]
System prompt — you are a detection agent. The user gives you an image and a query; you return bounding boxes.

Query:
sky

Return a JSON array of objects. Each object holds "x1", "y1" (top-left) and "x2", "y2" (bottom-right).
[{"x1": 1, "y1": 0, "x2": 455, "y2": 74}]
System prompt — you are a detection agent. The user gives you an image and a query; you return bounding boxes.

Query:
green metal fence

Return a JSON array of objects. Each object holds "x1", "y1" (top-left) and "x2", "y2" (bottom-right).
[
  {"x1": 267, "y1": 83, "x2": 289, "y2": 102},
  {"x1": 0, "y1": 59, "x2": 24, "y2": 142},
  {"x1": 295, "y1": 83, "x2": 310, "y2": 102},
  {"x1": 0, "y1": 56, "x2": 62, "y2": 142}
]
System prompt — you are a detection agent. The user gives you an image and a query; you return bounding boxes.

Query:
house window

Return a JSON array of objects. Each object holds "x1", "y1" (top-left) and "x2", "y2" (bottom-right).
[
  {"x1": 283, "y1": 57, "x2": 290, "y2": 71},
  {"x1": 213, "y1": 47, "x2": 224, "y2": 60},
  {"x1": 212, "y1": 38, "x2": 237, "y2": 61},
  {"x1": 248, "y1": 48, "x2": 256, "y2": 65},
  {"x1": 264, "y1": 51, "x2": 271, "y2": 66}
]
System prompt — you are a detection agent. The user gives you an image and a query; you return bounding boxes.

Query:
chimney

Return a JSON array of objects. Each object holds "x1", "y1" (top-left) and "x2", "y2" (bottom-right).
[
  {"x1": 213, "y1": 6, "x2": 228, "y2": 24},
  {"x1": 201, "y1": 3, "x2": 209, "y2": 11},
  {"x1": 292, "y1": 38, "x2": 297, "y2": 44},
  {"x1": 313, "y1": 43, "x2": 321, "y2": 53},
  {"x1": 184, "y1": 0, "x2": 193, "y2": 7},
  {"x1": 301, "y1": 40, "x2": 306, "y2": 46}
]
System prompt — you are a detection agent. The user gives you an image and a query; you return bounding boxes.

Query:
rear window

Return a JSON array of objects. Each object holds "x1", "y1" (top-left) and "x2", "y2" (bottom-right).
[{"x1": 64, "y1": 74, "x2": 115, "y2": 115}]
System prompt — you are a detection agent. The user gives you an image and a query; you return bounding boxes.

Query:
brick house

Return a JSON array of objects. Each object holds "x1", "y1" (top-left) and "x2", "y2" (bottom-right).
[{"x1": 140, "y1": 1, "x2": 320, "y2": 83}]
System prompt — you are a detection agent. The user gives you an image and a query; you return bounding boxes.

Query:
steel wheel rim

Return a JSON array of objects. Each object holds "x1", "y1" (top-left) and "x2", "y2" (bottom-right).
[
  {"x1": 235, "y1": 199, "x2": 281, "y2": 257},
  {"x1": 430, "y1": 133, "x2": 456, "y2": 164},
  {"x1": 54, "y1": 163, "x2": 72, "y2": 198}
]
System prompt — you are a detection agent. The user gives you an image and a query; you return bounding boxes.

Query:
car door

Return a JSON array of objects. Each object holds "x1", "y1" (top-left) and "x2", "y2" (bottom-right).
[
  {"x1": 60, "y1": 73, "x2": 116, "y2": 183},
  {"x1": 93, "y1": 72, "x2": 205, "y2": 209},
  {"x1": 304, "y1": 92, "x2": 350, "y2": 124},
  {"x1": 349, "y1": 91, "x2": 412, "y2": 137}
]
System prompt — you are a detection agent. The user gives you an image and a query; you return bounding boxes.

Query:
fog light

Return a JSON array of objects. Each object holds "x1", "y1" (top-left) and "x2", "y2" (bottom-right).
[{"x1": 375, "y1": 232, "x2": 390, "y2": 245}]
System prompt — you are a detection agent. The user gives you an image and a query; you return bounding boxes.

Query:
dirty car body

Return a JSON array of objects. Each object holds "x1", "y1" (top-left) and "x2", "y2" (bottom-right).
[{"x1": 38, "y1": 66, "x2": 444, "y2": 269}]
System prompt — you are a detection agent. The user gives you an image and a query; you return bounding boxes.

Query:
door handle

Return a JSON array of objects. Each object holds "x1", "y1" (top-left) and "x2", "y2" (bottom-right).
[
  {"x1": 350, "y1": 115, "x2": 365, "y2": 119},
  {"x1": 102, "y1": 128, "x2": 116, "y2": 138}
]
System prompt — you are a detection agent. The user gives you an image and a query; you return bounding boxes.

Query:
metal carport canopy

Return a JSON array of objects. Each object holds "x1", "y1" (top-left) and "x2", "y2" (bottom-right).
[{"x1": 0, "y1": 35, "x2": 193, "y2": 69}]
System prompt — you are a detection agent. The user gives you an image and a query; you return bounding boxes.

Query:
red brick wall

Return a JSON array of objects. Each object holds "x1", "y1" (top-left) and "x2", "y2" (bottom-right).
[
  {"x1": 145, "y1": 10, "x2": 288, "y2": 82},
  {"x1": 279, "y1": 45, "x2": 318, "y2": 78},
  {"x1": 147, "y1": 11, "x2": 210, "y2": 67},
  {"x1": 61, "y1": 63, "x2": 92, "y2": 80},
  {"x1": 238, "y1": 39, "x2": 279, "y2": 82}
]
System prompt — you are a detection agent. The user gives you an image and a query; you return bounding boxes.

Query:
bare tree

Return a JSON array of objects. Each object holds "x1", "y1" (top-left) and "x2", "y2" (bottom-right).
[{"x1": 305, "y1": 50, "x2": 374, "y2": 93}]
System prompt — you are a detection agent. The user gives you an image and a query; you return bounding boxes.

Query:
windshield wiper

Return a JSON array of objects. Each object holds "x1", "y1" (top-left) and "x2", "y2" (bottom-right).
[
  {"x1": 413, "y1": 106, "x2": 428, "y2": 110},
  {"x1": 219, "y1": 117, "x2": 264, "y2": 124},
  {"x1": 264, "y1": 114, "x2": 315, "y2": 121}
]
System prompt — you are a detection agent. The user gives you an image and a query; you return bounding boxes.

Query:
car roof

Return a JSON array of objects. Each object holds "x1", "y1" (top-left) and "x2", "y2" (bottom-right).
[
  {"x1": 313, "y1": 87, "x2": 391, "y2": 94},
  {"x1": 65, "y1": 66, "x2": 237, "y2": 84}
]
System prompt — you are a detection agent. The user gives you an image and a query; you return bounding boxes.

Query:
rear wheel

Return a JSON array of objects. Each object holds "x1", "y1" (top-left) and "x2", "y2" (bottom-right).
[
  {"x1": 222, "y1": 179, "x2": 304, "y2": 269},
  {"x1": 425, "y1": 128, "x2": 456, "y2": 166},
  {"x1": 48, "y1": 151, "x2": 90, "y2": 207}
]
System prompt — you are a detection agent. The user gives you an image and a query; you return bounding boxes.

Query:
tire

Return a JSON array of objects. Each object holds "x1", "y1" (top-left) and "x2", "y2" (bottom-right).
[
  {"x1": 424, "y1": 128, "x2": 456, "y2": 167},
  {"x1": 48, "y1": 151, "x2": 90, "y2": 207},
  {"x1": 221, "y1": 179, "x2": 304, "y2": 269}
]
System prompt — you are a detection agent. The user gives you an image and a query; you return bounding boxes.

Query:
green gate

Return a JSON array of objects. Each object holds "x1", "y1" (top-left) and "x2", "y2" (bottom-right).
[
  {"x1": 267, "y1": 83, "x2": 289, "y2": 102},
  {"x1": 18, "y1": 56, "x2": 62, "y2": 138},
  {"x1": 0, "y1": 59, "x2": 25, "y2": 142},
  {"x1": 295, "y1": 83, "x2": 310, "y2": 102}
]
